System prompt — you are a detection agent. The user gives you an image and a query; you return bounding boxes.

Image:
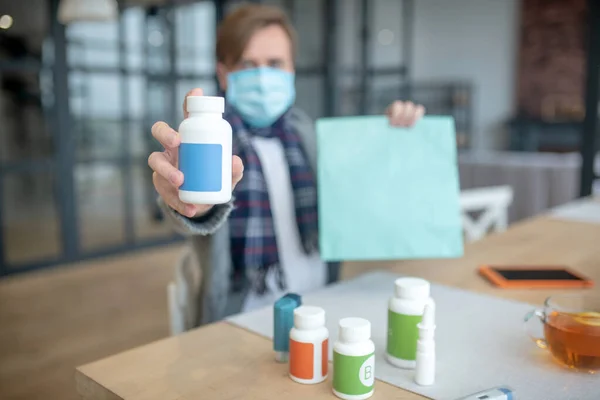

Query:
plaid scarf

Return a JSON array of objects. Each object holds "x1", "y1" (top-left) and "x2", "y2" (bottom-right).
[{"x1": 226, "y1": 105, "x2": 319, "y2": 294}]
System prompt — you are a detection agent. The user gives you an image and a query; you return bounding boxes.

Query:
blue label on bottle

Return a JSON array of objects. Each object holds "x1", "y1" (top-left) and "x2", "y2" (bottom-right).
[{"x1": 179, "y1": 143, "x2": 222, "y2": 192}]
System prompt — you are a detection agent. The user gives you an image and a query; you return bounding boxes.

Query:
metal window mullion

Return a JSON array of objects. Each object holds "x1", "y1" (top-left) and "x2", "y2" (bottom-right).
[
  {"x1": 358, "y1": 0, "x2": 370, "y2": 115},
  {"x1": 580, "y1": 0, "x2": 600, "y2": 197},
  {"x1": 214, "y1": 0, "x2": 225, "y2": 91},
  {"x1": 285, "y1": 0, "x2": 296, "y2": 23},
  {"x1": 323, "y1": 0, "x2": 338, "y2": 117},
  {"x1": 0, "y1": 169, "x2": 5, "y2": 276},
  {"x1": 401, "y1": 0, "x2": 414, "y2": 101},
  {"x1": 167, "y1": 3, "x2": 178, "y2": 127},
  {"x1": 50, "y1": 0, "x2": 79, "y2": 260},
  {"x1": 143, "y1": 7, "x2": 159, "y2": 221},
  {"x1": 119, "y1": 3, "x2": 135, "y2": 244}
]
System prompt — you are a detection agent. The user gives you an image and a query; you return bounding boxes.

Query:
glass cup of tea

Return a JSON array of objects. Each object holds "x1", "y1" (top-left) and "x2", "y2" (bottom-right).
[{"x1": 524, "y1": 294, "x2": 600, "y2": 373}]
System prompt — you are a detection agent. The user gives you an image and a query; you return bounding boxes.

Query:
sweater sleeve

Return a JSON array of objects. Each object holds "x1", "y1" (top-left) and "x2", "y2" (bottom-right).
[{"x1": 157, "y1": 196, "x2": 235, "y2": 236}]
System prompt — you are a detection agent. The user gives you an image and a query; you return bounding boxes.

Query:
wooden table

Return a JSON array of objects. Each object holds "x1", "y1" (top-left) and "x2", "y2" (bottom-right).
[{"x1": 75, "y1": 208, "x2": 600, "y2": 399}]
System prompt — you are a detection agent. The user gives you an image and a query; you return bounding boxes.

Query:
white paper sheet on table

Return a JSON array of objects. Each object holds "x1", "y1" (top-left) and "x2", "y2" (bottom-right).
[
  {"x1": 227, "y1": 271, "x2": 599, "y2": 400},
  {"x1": 549, "y1": 198, "x2": 600, "y2": 225}
]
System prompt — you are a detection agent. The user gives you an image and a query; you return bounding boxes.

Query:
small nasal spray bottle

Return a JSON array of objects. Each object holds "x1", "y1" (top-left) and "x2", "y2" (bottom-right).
[
  {"x1": 273, "y1": 293, "x2": 302, "y2": 362},
  {"x1": 414, "y1": 302, "x2": 436, "y2": 386}
]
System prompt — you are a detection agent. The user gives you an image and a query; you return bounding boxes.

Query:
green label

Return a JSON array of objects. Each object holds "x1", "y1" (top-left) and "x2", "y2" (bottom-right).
[
  {"x1": 386, "y1": 310, "x2": 422, "y2": 360},
  {"x1": 333, "y1": 351, "x2": 375, "y2": 396}
]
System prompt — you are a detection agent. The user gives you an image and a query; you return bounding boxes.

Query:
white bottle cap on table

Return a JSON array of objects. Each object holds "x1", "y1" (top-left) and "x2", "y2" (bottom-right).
[
  {"x1": 294, "y1": 306, "x2": 326, "y2": 330},
  {"x1": 186, "y1": 95, "x2": 224, "y2": 113},
  {"x1": 339, "y1": 317, "x2": 371, "y2": 343},
  {"x1": 394, "y1": 277, "x2": 430, "y2": 300}
]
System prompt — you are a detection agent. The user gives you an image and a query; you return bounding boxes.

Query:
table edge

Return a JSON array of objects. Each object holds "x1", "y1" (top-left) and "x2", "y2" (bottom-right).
[{"x1": 75, "y1": 366, "x2": 124, "y2": 400}]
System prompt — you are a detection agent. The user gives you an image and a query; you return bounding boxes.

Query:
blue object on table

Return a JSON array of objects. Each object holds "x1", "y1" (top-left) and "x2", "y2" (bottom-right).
[
  {"x1": 315, "y1": 115, "x2": 464, "y2": 261},
  {"x1": 452, "y1": 386, "x2": 514, "y2": 400},
  {"x1": 273, "y1": 293, "x2": 302, "y2": 362}
]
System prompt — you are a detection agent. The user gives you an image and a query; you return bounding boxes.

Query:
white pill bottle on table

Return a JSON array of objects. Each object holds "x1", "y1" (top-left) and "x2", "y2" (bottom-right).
[
  {"x1": 332, "y1": 317, "x2": 375, "y2": 400},
  {"x1": 289, "y1": 306, "x2": 329, "y2": 384},
  {"x1": 178, "y1": 95, "x2": 232, "y2": 205},
  {"x1": 386, "y1": 277, "x2": 433, "y2": 369}
]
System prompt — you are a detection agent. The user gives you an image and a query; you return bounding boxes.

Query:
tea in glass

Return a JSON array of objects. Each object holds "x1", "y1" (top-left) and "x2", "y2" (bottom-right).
[
  {"x1": 544, "y1": 311, "x2": 600, "y2": 370},
  {"x1": 524, "y1": 294, "x2": 600, "y2": 373}
]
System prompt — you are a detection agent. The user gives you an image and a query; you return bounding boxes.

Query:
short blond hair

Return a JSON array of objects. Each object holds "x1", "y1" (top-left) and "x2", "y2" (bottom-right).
[{"x1": 216, "y1": 3, "x2": 297, "y2": 66}]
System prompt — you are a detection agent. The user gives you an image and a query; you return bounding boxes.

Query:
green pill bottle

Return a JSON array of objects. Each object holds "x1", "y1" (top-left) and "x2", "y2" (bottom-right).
[
  {"x1": 332, "y1": 317, "x2": 375, "y2": 400},
  {"x1": 386, "y1": 277, "x2": 433, "y2": 369}
]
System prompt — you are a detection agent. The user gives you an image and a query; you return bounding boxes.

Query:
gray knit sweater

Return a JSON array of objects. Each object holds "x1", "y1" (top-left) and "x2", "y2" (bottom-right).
[{"x1": 159, "y1": 107, "x2": 340, "y2": 327}]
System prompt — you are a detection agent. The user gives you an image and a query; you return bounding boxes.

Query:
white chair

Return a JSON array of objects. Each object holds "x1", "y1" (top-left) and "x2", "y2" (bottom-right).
[
  {"x1": 459, "y1": 185, "x2": 514, "y2": 242},
  {"x1": 167, "y1": 248, "x2": 200, "y2": 336},
  {"x1": 167, "y1": 282, "x2": 184, "y2": 336}
]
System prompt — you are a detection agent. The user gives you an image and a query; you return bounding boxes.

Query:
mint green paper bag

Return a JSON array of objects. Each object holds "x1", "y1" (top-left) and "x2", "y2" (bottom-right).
[{"x1": 316, "y1": 115, "x2": 463, "y2": 261}]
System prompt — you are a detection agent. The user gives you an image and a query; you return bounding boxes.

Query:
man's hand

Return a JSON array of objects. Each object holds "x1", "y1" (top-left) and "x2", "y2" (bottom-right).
[
  {"x1": 386, "y1": 101, "x2": 426, "y2": 127},
  {"x1": 148, "y1": 88, "x2": 244, "y2": 218}
]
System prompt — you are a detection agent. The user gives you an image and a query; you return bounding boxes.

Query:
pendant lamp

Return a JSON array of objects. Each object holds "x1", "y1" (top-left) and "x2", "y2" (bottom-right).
[{"x1": 58, "y1": 0, "x2": 118, "y2": 24}]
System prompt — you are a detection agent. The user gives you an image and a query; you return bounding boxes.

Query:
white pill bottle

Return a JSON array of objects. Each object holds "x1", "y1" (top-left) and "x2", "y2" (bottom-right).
[
  {"x1": 289, "y1": 306, "x2": 329, "y2": 384},
  {"x1": 178, "y1": 95, "x2": 232, "y2": 205},
  {"x1": 386, "y1": 277, "x2": 433, "y2": 369},
  {"x1": 332, "y1": 318, "x2": 375, "y2": 400}
]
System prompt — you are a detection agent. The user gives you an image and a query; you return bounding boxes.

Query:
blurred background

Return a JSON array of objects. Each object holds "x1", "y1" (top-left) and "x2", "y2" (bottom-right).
[{"x1": 0, "y1": 0, "x2": 598, "y2": 399}]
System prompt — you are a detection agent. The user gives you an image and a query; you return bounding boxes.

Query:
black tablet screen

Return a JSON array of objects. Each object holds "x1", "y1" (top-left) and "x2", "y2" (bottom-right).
[{"x1": 492, "y1": 267, "x2": 583, "y2": 281}]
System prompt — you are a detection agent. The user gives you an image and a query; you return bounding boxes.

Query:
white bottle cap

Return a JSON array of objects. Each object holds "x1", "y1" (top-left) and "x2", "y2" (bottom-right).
[
  {"x1": 186, "y1": 95, "x2": 224, "y2": 114},
  {"x1": 294, "y1": 306, "x2": 325, "y2": 330},
  {"x1": 419, "y1": 302, "x2": 436, "y2": 328},
  {"x1": 417, "y1": 302, "x2": 436, "y2": 341},
  {"x1": 338, "y1": 317, "x2": 371, "y2": 343},
  {"x1": 394, "y1": 277, "x2": 430, "y2": 300}
]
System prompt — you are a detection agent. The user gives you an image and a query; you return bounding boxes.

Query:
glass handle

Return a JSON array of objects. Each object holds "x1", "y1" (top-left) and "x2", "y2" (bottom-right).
[{"x1": 524, "y1": 309, "x2": 547, "y2": 349}]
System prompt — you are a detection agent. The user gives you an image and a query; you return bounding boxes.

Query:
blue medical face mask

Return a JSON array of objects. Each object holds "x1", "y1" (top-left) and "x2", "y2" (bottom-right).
[{"x1": 225, "y1": 66, "x2": 296, "y2": 128}]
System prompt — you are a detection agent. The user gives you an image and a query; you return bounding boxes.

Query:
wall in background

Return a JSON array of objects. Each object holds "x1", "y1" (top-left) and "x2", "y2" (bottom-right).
[
  {"x1": 410, "y1": 0, "x2": 520, "y2": 150},
  {"x1": 516, "y1": 0, "x2": 587, "y2": 120},
  {"x1": 293, "y1": 0, "x2": 521, "y2": 150}
]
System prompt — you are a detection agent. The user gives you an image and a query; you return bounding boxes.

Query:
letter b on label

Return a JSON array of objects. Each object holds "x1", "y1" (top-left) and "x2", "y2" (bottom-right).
[{"x1": 358, "y1": 355, "x2": 375, "y2": 387}]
